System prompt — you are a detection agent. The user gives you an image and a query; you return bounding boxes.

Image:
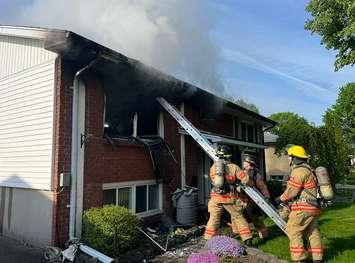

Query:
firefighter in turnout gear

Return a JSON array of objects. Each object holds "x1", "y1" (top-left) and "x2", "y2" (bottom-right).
[
  {"x1": 277, "y1": 145, "x2": 323, "y2": 263},
  {"x1": 242, "y1": 155, "x2": 270, "y2": 239},
  {"x1": 204, "y1": 145, "x2": 253, "y2": 246}
]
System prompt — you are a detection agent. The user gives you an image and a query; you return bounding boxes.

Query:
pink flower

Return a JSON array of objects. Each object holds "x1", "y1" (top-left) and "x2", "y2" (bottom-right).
[
  {"x1": 205, "y1": 235, "x2": 246, "y2": 257},
  {"x1": 187, "y1": 251, "x2": 220, "y2": 263}
]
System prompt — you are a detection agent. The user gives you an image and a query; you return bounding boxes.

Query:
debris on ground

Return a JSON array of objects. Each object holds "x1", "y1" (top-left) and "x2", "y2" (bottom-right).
[
  {"x1": 117, "y1": 224, "x2": 205, "y2": 262},
  {"x1": 152, "y1": 236, "x2": 288, "y2": 263}
]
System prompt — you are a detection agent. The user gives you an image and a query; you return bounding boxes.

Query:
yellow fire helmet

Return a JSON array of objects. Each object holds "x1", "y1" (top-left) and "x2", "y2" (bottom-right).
[{"x1": 287, "y1": 145, "x2": 310, "y2": 159}]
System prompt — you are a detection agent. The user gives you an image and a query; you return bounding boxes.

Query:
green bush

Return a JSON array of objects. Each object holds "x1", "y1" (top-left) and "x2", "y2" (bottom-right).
[{"x1": 82, "y1": 205, "x2": 140, "y2": 256}]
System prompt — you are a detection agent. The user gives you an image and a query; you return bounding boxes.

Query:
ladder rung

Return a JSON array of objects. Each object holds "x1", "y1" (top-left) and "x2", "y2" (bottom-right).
[{"x1": 157, "y1": 97, "x2": 286, "y2": 233}]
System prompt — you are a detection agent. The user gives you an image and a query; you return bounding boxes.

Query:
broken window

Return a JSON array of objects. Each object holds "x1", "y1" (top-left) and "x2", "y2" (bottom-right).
[
  {"x1": 136, "y1": 111, "x2": 159, "y2": 136},
  {"x1": 104, "y1": 108, "x2": 159, "y2": 138}
]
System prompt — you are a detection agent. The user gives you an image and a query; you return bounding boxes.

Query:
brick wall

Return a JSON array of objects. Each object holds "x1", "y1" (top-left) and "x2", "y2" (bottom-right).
[
  {"x1": 51, "y1": 58, "x2": 74, "y2": 246},
  {"x1": 83, "y1": 76, "x2": 155, "y2": 209},
  {"x1": 52, "y1": 61, "x2": 235, "y2": 245}
]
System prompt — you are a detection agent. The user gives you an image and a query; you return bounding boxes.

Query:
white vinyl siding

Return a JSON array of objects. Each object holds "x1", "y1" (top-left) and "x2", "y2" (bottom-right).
[
  {"x1": 0, "y1": 59, "x2": 56, "y2": 190},
  {"x1": 0, "y1": 35, "x2": 56, "y2": 79}
]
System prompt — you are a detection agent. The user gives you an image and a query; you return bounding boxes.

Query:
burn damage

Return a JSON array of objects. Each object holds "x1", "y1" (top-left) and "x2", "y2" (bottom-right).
[{"x1": 88, "y1": 56, "x2": 225, "y2": 138}]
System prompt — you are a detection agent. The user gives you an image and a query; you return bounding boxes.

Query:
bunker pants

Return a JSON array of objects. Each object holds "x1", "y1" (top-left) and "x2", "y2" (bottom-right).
[
  {"x1": 286, "y1": 210, "x2": 323, "y2": 261},
  {"x1": 204, "y1": 198, "x2": 252, "y2": 241}
]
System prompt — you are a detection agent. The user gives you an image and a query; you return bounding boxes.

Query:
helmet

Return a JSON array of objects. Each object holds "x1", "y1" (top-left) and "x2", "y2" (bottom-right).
[
  {"x1": 243, "y1": 155, "x2": 256, "y2": 165},
  {"x1": 287, "y1": 145, "x2": 310, "y2": 159},
  {"x1": 216, "y1": 145, "x2": 232, "y2": 158}
]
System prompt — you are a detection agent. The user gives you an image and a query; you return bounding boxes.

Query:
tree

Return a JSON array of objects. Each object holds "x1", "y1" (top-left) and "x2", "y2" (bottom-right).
[
  {"x1": 331, "y1": 82, "x2": 355, "y2": 147},
  {"x1": 225, "y1": 96, "x2": 260, "y2": 113},
  {"x1": 234, "y1": 99, "x2": 260, "y2": 113},
  {"x1": 268, "y1": 111, "x2": 350, "y2": 183},
  {"x1": 305, "y1": 0, "x2": 355, "y2": 70},
  {"x1": 268, "y1": 112, "x2": 313, "y2": 155},
  {"x1": 319, "y1": 110, "x2": 350, "y2": 183}
]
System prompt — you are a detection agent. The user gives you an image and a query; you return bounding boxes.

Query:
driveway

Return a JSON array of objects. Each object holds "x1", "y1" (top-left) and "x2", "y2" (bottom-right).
[{"x1": 0, "y1": 236, "x2": 43, "y2": 263}]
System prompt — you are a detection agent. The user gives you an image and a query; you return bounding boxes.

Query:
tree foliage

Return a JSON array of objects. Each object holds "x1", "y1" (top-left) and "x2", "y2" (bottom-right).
[
  {"x1": 234, "y1": 99, "x2": 260, "y2": 113},
  {"x1": 268, "y1": 109, "x2": 350, "y2": 183},
  {"x1": 307, "y1": 111, "x2": 350, "y2": 183},
  {"x1": 225, "y1": 96, "x2": 260, "y2": 113},
  {"x1": 331, "y1": 82, "x2": 355, "y2": 147},
  {"x1": 305, "y1": 0, "x2": 355, "y2": 70},
  {"x1": 268, "y1": 112, "x2": 313, "y2": 155}
]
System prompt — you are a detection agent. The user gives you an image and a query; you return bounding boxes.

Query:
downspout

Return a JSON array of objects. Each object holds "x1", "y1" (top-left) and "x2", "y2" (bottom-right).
[{"x1": 69, "y1": 58, "x2": 99, "y2": 240}]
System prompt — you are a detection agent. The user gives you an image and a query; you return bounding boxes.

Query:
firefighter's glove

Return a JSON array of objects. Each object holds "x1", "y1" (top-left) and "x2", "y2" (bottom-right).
[
  {"x1": 275, "y1": 197, "x2": 289, "y2": 208},
  {"x1": 274, "y1": 197, "x2": 284, "y2": 206}
]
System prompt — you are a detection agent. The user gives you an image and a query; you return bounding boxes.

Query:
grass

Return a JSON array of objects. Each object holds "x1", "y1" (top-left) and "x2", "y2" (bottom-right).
[
  {"x1": 220, "y1": 203, "x2": 355, "y2": 262},
  {"x1": 252, "y1": 204, "x2": 355, "y2": 262}
]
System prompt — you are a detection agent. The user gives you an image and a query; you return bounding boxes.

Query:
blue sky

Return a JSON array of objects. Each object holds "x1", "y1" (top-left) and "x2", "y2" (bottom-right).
[
  {"x1": 211, "y1": 0, "x2": 353, "y2": 124},
  {"x1": 0, "y1": 0, "x2": 353, "y2": 124}
]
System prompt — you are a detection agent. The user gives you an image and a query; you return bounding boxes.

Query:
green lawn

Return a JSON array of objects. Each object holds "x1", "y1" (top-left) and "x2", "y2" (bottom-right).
[{"x1": 252, "y1": 204, "x2": 355, "y2": 262}]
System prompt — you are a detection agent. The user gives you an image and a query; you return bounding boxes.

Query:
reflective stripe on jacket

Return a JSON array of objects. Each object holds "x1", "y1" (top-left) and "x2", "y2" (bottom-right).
[
  {"x1": 280, "y1": 164, "x2": 320, "y2": 215},
  {"x1": 210, "y1": 163, "x2": 250, "y2": 203}
]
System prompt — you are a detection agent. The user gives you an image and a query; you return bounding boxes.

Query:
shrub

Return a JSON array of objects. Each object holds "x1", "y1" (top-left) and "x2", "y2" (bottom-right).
[{"x1": 82, "y1": 205, "x2": 140, "y2": 256}]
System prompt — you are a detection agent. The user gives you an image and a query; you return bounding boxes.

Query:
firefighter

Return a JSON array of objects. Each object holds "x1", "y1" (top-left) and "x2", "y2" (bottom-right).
[
  {"x1": 242, "y1": 155, "x2": 270, "y2": 239},
  {"x1": 277, "y1": 145, "x2": 323, "y2": 263},
  {"x1": 204, "y1": 145, "x2": 253, "y2": 246}
]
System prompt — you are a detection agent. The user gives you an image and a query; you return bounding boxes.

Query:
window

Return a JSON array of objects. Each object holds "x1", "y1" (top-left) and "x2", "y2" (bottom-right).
[
  {"x1": 118, "y1": 187, "x2": 132, "y2": 209},
  {"x1": 102, "y1": 181, "x2": 162, "y2": 216},
  {"x1": 241, "y1": 123, "x2": 246, "y2": 141},
  {"x1": 103, "y1": 189, "x2": 116, "y2": 205},
  {"x1": 247, "y1": 124, "x2": 254, "y2": 142},
  {"x1": 233, "y1": 117, "x2": 239, "y2": 139},
  {"x1": 240, "y1": 121, "x2": 256, "y2": 143}
]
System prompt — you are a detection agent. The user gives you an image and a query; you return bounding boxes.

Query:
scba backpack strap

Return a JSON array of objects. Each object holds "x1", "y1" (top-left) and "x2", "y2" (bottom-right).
[{"x1": 296, "y1": 164, "x2": 333, "y2": 208}]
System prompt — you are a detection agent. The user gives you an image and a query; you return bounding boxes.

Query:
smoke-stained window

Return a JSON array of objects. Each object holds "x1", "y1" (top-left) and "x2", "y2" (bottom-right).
[{"x1": 136, "y1": 111, "x2": 159, "y2": 136}]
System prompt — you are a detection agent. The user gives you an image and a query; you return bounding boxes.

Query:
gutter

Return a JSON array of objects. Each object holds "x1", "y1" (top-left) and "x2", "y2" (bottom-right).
[
  {"x1": 69, "y1": 58, "x2": 99, "y2": 240},
  {"x1": 68, "y1": 57, "x2": 114, "y2": 263},
  {"x1": 262, "y1": 122, "x2": 277, "y2": 133}
]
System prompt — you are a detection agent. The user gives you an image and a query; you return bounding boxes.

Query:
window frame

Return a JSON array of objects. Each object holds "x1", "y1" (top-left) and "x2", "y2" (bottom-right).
[
  {"x1": 239, "y1": 120, "x2": 256, "y2": 143},
  {"x1": 102, "y1": 180, "x2": 163, "y2": 217}
]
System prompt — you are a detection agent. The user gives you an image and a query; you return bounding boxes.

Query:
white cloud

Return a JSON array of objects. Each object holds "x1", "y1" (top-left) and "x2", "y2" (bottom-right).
[
  {"x1": 12, "y1": 0, "x2": 225, "y2": 93},
  {"x1": 224, "y1": 77, "x2": 326, "y2": 125},
  {"x1": 222, "y1": 48, "x2": 337, "y2": 103}
]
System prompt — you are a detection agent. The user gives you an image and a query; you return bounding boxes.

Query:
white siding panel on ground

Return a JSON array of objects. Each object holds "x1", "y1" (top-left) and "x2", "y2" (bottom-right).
[
  {"x1": 0, "y1": 60, "x2": 56, "y2": 190},
  {"x1": 0, "y1": 35, "x2": 56, "y2": 79}
]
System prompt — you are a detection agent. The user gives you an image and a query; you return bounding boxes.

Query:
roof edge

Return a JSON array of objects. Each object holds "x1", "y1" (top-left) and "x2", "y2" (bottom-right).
[
  {"x1": 0, "y1": 25, "x2": 277, "y2": 126},
  {"x1": 0, "y1": 25, "x2": 62, "y2": 40}
]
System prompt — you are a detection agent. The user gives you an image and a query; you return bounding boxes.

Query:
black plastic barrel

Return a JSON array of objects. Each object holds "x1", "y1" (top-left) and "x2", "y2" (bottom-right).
[{"x1": 172, "y1": 186, "x2": 199, "y2": 225}]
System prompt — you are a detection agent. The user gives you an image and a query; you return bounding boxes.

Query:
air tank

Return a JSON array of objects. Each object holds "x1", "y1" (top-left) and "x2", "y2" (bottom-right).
[{"x1": 315, "y1": 167, "x2": 334, "y2": 201}]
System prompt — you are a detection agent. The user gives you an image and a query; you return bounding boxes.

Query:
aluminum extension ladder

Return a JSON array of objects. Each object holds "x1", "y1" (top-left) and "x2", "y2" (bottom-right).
[{"x1": 157, "y1": 97, "x2": 286, "y2": 233}]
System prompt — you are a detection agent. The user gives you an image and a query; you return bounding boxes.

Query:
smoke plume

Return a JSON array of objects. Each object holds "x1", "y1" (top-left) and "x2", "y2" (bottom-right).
[{"x1": 15, "y1": 0, "x2": 224, "y2": 93}]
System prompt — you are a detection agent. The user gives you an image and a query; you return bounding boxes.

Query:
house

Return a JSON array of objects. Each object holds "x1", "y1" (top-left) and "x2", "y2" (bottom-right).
[
  {"x1": 0, "y1": 25, "x2": 276, "y2": 247},
  {"x1": 264, "y1": 132, "x2": 290, "y2": 182}
]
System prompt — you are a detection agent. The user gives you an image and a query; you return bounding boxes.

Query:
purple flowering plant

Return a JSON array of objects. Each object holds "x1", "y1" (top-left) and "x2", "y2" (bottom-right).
[
  {"x1": 187, "y1": 251, "x2": 220, "y2": 263},
  {"x1": 205, "y1": 235, "x2": 246, "y2": 258}
]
